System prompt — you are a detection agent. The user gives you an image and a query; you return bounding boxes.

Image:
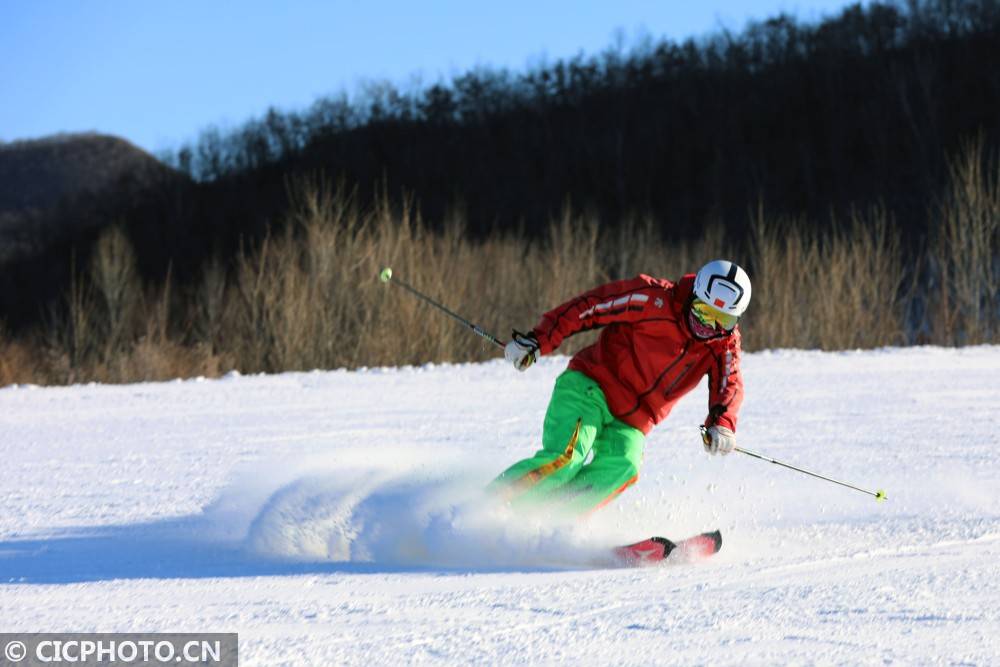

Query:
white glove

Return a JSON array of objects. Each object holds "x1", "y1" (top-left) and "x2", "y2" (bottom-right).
[
  {"x1": 702, "y1": 425, "x2": 736, "y2": 456},
  {"x1": 504, "y1": 330, "x2": 539, "y2": 371}
]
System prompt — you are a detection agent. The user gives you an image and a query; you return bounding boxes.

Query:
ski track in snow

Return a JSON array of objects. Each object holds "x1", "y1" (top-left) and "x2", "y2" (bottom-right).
[{"x1": 1, "y1": 347, "x2": 999, "y2": 665}]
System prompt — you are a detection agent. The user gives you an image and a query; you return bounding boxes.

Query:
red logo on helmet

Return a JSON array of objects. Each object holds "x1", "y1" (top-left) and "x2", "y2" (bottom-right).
[{"x1": 713, "y1": 298, "x2": 726, "y2": 308}]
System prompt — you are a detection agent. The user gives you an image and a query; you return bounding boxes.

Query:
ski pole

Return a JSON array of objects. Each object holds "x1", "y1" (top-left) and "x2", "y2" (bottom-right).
[
  {"x1": 700, "y1": 426, "x2": 887, "y2": 502},
  {"x1": 378, "y1": 267, "x2": 506, "y2": 349}
]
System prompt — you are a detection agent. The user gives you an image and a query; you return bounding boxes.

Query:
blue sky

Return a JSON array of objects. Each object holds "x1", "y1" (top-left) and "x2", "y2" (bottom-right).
[{"x1": 1, "y1": 1, "x2": 861, "y2": 154}]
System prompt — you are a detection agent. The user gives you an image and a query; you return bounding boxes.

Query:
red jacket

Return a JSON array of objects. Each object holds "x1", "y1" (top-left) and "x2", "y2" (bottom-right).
[{"x1": 532, "y1": 274, "x2": 744, "y2": 435}]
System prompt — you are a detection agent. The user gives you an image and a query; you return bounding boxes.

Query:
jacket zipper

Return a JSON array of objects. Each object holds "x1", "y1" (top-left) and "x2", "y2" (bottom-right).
[
  {"x1": 620, "y1": 341, "x2": 691, "y2": 418},
  {"x1": 662, "y1": 361, "x2": 694, "y2": 397}
]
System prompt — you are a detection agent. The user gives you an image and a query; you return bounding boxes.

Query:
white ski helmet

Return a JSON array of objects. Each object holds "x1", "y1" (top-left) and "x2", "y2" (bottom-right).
[{"x1": 693, "y1": 260, "x2": 752, "y2": 317}]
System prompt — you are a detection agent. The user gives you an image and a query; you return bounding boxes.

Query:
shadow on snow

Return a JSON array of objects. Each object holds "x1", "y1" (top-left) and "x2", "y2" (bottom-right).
[{"x1": 0, "y1": 518, "x2": 567, "y2": 584}]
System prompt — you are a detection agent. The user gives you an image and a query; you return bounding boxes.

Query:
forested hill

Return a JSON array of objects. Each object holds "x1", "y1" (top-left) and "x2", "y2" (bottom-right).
[
  {"x1": 165, "y1": 0, "x2": 1000, "y2": 240},
  {"x1": 0, "y1": 134, "x2": 182, "y2": 262}
]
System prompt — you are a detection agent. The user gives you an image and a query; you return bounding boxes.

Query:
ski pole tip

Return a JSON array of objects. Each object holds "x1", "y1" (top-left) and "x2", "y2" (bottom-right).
[
  {"x1": 379, "y1": 267, "x2": 393, "y2": 283},
  {"x1": 875, "y1": 489, "x2": 887, "y2": 502}
]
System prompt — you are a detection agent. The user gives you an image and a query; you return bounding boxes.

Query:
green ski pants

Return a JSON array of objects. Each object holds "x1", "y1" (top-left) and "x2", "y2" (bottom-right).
[{"x1": 490, "y1": 370, "x2": 645, "y2": 515}]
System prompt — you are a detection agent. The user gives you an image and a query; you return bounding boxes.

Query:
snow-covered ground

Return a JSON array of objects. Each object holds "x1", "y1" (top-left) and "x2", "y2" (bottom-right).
[{"x1": 1, "y1": 347, "x2": 998, "y2": 665}]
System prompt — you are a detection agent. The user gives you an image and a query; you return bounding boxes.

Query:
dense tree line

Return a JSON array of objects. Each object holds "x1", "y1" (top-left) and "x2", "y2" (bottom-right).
[
  {"x1": 1, "y1": 0, "x2": 998, "y2": 331},
  {"x1": 163, "y1": 0, "x2": 999, "y2": 235}
]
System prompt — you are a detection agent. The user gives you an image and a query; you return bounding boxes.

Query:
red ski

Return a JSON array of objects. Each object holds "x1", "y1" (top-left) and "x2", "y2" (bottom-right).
[{"x1": 613, "y1": 530, "x2": 722, "y2": 567}]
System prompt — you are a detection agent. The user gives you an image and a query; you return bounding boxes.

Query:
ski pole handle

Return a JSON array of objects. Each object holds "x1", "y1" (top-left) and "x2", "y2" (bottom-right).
[
  {"x1": 379, "y1": 267, "x2": 506, "y2": 349},
  {"x1": 699, "y1": 426, "x2": 887, "y2": 502}
]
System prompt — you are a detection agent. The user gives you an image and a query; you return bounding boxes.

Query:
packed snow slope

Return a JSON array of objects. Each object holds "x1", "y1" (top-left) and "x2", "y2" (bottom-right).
[{"x1": 1, "y1": 347, "x2": 999, "y2": 665}]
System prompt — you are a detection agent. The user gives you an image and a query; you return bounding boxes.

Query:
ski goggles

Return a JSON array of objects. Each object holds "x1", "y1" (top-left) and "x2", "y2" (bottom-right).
[{"x1": 691, "y1": 298, "x2": 740, "y2": 331}]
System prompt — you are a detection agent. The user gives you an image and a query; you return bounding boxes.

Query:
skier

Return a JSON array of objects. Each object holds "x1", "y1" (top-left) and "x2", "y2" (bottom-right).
[{"x1": 490, "y1": 260, "x2": 751, "y2": 516}]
